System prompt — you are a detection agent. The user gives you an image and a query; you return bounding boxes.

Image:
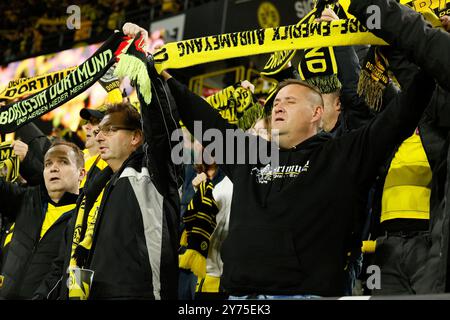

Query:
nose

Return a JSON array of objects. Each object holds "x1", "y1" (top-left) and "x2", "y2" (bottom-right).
[
  {"x1": 49, "y1": 163, "x2": 60, "y2": 172},
  {"x1": 273, "y1": 105, "x2": 285, "y2": 115},
  {"x1": 95, "y1": 130, "x2": 105, "y2": 142}
]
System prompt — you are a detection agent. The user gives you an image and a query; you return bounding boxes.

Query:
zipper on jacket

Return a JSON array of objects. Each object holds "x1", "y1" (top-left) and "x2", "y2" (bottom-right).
[{"x1": 46, "y1": 276, "x2": 63, "y2": 300}]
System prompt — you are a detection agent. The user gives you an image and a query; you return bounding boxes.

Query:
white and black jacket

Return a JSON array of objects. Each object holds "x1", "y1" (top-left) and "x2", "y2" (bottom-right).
[{"x1": 34, "y1": 61, "x2": 182, "y2": 300}]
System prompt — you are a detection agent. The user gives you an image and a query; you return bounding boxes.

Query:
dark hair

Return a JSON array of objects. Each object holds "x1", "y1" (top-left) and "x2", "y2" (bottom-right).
[
  {"x1": 104, "y1": 102, "x2": 142, "y2": 130},
  {"x1": 46, "y1": 139, "x2": 85, "y2": 169}
]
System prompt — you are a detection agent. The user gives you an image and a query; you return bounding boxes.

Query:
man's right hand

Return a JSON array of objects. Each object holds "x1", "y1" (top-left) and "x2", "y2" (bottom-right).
[
  {"x1": 192, "y1": 172, "x2": 208, "y2": 190},
  {"x1": 12, "y1": 140, "x2": 29, "y2": 162},
  {"x1": 315, "y1": 7, "x2": 339, "y2": 22},
  {"x1": 122, "y1": 24, "x2": 171, "y2": 78},
  {"x1": 122, "y1": 22, "x2": 150, "y2": 51},
  {"x1": 240, "y1": 80, "x2": 255, "y2": 93}
]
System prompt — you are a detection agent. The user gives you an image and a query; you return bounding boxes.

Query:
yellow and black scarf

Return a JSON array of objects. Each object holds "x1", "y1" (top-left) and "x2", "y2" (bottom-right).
[
  {"x1": 355, "y1": 0, "x2": 448, "y2": 111},
  {"x1": 68, "y1": 166, "x2": 113, "y2": 300},
  {"x1": 0, "y1": 32, "x2": 136, "y2": 133},
  {"x1": 179, "y1": 180, "x2": 218, "y2": 279},
  {"x1": 0, "y1": 67, "x2": 76, "y2": 102},
  {"x1": 71, "y1": 166, "x2": 113, "y2": 268},
  {"x1": 298, "y1": 1, "x2": 349, "y2": 94},
  {"x1": 0, "y1": 141, "x2": 20, "y2": 182},
  {"x1": 4, "y1": 0, "x2": 447, "y2": 133},
  {"x1": 204, "y1": 82, "x2": 262, "y2": 129},
  {"x1": 357, "y1": 46, "x2": 390, "y2": 111}
]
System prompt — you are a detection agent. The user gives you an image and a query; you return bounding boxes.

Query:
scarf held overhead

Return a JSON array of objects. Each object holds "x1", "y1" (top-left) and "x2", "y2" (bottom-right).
[
  {"x1": 4, "y1": 0, "x2": 444, "y2": 133},
  {"x1": 151, "y1": 18, "x2": 387, "y2": 75},
  {"x1": 205, "y1": 83, "x2": 259, "y2": 125},
  {"x1": 260, "y1": 8, "x2": 318, "y2": 76},
  {"x1": 0, "y1": 32, "x2": 132, "y2": 133},
  {"x1": 0, "y1": 67, "x2": 76, "y2": 101}
]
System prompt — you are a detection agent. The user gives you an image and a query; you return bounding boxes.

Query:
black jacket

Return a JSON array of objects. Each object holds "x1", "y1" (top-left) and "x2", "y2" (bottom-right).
[
  {"x1": 35, "y1": 62, "x2": 182, "y2": 300},
  {"x1": 349, "y1": 0, "x2": 450, "y2": 293},
  {"x1": 15, "y1": 122, "x2": 51, "y2": 186},
  {"x1": 0, "y1": 180, "x2": 77, "y2": 299},
  {"x1": 167, "y1": 63, "x2": 435, "y2": 296}
]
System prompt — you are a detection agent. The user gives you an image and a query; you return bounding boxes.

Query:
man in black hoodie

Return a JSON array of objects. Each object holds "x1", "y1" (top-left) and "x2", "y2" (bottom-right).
[
  {"x1": 168, "y1": 76, "x2": 436, "y2": 298},
  {"x1": 123, "y1": 21, "x2": 436, "y2": 297}
]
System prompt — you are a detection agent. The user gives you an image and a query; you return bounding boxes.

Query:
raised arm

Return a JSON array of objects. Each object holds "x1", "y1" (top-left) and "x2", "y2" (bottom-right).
[
  {"x1": 349, "y1": 0, "x2": 450, "y2": 91},
  {"x1": 15, "y1": 122, "x2": 51, "y2": 185},
  {"x1": 337, "y1": 65, "x2": 436, "y2": 188}
]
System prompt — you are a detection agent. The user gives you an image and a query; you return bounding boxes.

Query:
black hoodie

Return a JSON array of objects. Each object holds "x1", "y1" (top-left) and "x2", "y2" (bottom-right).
[{"x1": 167, "y1": 66, "x2": 435, "y2": 296}]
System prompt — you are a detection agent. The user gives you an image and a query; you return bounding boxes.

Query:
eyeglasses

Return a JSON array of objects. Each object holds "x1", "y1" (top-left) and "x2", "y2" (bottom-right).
[{"x1": 93, "y1": 124, "x2": 136, "y2": 136}]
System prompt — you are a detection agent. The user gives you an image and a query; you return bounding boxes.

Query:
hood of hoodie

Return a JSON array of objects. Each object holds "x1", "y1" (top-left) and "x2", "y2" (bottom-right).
[{"x1": 282, "y1": 131, "x2": 332, "y2": 153}]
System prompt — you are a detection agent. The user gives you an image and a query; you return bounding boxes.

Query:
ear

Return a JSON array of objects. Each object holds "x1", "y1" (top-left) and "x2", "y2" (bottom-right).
[
  {"x1": 78, "y1": 168, "x2": 86, "y2": 183},
  {"x1": 334, "y1": 96, "x2": 341, "y2": 112},
  {"x1": 130, "y1": 130, "x2": 144, "y2": 148},
  {"x1": 311, "y1": 105, "x2": 324, "y2": 123}
]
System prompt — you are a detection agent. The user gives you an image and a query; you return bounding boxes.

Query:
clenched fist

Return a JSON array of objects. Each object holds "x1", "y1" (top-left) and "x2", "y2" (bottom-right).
[
  {"x1": 192, "y1": 172, "x2": 208, "y2": 190},
  {"x1": 122, "y1": 22, "x2": 150, "y2": 51},
  {"x1": 12, "y1": 140, "x2": 29, "y2": 162}
]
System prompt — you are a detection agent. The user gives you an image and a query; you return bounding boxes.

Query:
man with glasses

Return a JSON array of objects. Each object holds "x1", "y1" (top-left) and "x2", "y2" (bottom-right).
[
  {"x1": 79, "y1": 107, "x2": 108, "y2": 189},
  {"x1": 93, "y1": 107, "x2": 142, "y2": 172},
  {"x1": 34, "y1": 66, "x2": 181, "y2": 300}
]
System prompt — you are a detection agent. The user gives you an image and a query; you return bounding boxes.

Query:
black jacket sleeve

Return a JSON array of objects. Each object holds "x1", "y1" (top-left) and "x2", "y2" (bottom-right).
[
  {"x1": 0, "y1": 178, "x2": 27, "y2": 220},
  {"x1": 20, "y1": 150, "x2": 44, "y2": 186},
  {"x1": 166, "y1": 77, "x2": 235, "y2": 178},
  {"x1": 336, "y1": 67, "x2": 436, "y2": 188},
  {"x1": 138, "y1": 63, "x2": 183, "y2": 195},
  {"x1": 349, "y1": 0, "x2": 450, "y2": 91},
  {"x1": 334, "y1": 46, "x2": 374, "y2": 134},
  {"x1": 166, "y1": 77, "x2": 275, "y2": 180},
  {"x1": 15, "y1": 123, "x2": 51, "y2": 186}
]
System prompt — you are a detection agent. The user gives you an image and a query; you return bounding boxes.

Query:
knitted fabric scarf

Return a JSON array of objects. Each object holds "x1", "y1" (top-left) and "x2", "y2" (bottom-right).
[{"x1": 179, "y1": 180, "x2": 219, "y2": 279}]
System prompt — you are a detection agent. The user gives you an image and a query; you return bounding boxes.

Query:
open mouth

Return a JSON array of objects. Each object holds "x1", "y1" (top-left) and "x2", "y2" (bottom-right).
[{"x1": 50, "y1": 177, "x2": 60, "y2": 182}]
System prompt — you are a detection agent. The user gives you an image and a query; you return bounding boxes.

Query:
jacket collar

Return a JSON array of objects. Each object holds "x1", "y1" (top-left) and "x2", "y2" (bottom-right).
[{"x1": 41, "y1": 188, "x2": 79, "y2": 206}]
